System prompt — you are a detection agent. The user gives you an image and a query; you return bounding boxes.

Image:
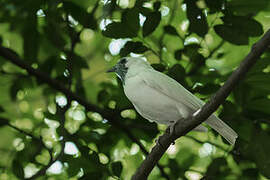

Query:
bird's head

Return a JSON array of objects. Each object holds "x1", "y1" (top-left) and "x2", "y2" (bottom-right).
[{"x1": 107, "y1": 57, "x2": 151, "y2": 82}]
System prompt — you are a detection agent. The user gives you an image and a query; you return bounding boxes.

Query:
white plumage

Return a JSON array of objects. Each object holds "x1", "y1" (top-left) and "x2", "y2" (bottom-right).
[{"x1": 109, "y1": 57, "x2": 238, "y2": 145}]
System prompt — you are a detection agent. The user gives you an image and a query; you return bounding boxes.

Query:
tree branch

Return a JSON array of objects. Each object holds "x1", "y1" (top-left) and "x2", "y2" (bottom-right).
[{"x1": 131, "y1": 29, "x2": 270, "y2": 180}]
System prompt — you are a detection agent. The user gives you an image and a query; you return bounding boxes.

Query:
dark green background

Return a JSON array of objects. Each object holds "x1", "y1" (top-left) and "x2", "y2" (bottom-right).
[{"x1": 0, "y1": 0, "x2": 270, "y2": 179}]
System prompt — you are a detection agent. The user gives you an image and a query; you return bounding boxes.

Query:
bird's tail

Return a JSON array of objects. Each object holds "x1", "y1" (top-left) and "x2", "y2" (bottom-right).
[{"x1": 205, "y1": 115, "x2": 238, "y2": 145}]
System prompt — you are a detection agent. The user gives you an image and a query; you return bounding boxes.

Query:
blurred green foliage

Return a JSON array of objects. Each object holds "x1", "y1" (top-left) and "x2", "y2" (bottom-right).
[{"x1": 0, "y1": 0, "x2": 270, "y2": 179}]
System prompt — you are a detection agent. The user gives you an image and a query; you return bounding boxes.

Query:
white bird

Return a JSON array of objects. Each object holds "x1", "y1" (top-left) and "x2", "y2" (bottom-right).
[{"x1": 107, "y1": 57, "x2": 238, "y2": 145}]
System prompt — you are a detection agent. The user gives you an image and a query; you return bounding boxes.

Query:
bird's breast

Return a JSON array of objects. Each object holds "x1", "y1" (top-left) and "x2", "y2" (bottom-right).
[{"x1": 123, "y1": 75, "x2": 190, "y2": 124}]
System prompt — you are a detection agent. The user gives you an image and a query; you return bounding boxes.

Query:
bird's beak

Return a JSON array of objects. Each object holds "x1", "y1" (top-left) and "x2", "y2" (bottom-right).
[{"x1": 106, "y1": 66, "x2": 117, "y2": 73}]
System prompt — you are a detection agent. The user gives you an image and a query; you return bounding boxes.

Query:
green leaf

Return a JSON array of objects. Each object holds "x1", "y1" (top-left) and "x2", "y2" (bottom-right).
[
  {"x1": 168, "y1": 159, "x2": 184, "y2": 178},
  {"x1": 205, "y1": 157, "x2": 228, "y2": 178},
  {"x1": 214, "y1": 24, "x2": 248, "y2": 45},
  {"x1": 63, "y1": 0, "x2": 97, "y2": 9},
  {"x1": 40, "y1": 56, "x2": 58, "y2": 76},
  {"x1": 222, "y1": 15, "x2": 263, "y2": 37},
  {"x1": 174, "y1": 49, "x2": 183, "y2": 60},
  {"x1": 205, "y1": 0, "x2": 224, "y2": 13},
  {"x1": 153, "y1": 1, "x2": 161, "y2": 11},
  {"x1": 63, "y1": 2, "x2": 97, "y2": 29},
  {"x1": 44, "y1": 111, "x2": 59, "y2": 120},
  {"x1": 167, "y1": 64, "x2": 186, "y2": 84},
  {"x1": 214, "y1": 15, "x2": 263, "y2": 45},
  {"x1": 80, "y1": 172, "x2": 105, "y2": 180},
  {"x1": 227, "y1": 0, "x2": 270, "y2": 15},
  {"x1": 9, "y1": 77, "x2": 34, "y2": 101},
  {"x1": 249, "y1": 128, "x2": 270, "y2": 178},
  {"x1": 102, "y1": 0, "x2": 117, "y2": 18},
  {"x1": 164, "y1": 25, "x2": 179, "y2": 36},
  {"x1": 185, "y1": 0, "x2": 208, "y2": 37},
  {"x1": 73, "y1": 54, "x2": 89, "y2": 69},
  {"x1": 97, "y1": 89, "x2": 111, "y2": 106},
  {"x1": 102, "y1": 8, "x2": 139, "y2": 38},
  {"x1": 102, "y1": 22, "x2": 131, "y2": 38},
  {"x1": 23, "y1": 15, "x2": 39, "y2": 62},
  {"x1": 245, "y1": 73, "x2": 270, "y2": 91},
  {"x1": 62, "y1": 154, "x2": 81, "y2": 177},
  {"x1": 12, "y1": 160, "x2": 24, "y2": 179},
  {"x1": 121, "y1": 8, "x2": 140, "y2": 35},
  {"x1": 151, "y1": 63, "x2": 166, "y2": 72},
  {"x1": 111, "y1": 161, "x2": 123, "y2": 177},
  {"x1": 248, "y1": 58, "x2": 270, "y2": 74},
  {"x1": 246, "y1": 98, "x2": 270, "y2": 114},
  {"x1": 0, "y1": 117, "x2": 8, "y2": 127},
  {"x1": 44, "y1": 22, "x2": 67, "y2": 49},
  {"x1": 242, "y1": 168, "x2": 259, "y2": 179},
  {"x1": 131, "y1": 115, "x2": 159, "y2": 141},
  {"x1": 138, "y1": 7, "x2": 152, "y2": 16},
  {"x1": 135, "y1": 0, "x2": 145, "y2": 8},
  {"x1": 142, "y1": 11, "x2": 161, "y2": 37},
  {"x1": 120, "y1": 41, "x2": 148, "y2": 57},
  {"x1": 235, "y1": 128, "x2": 270, "y2": 178},
  {"x1": 0, "y1": 105, "x2": 4, "y2": 113},
  {"x1": 182, "y1": 44, "x2": 201, "y2": 58},
  {"x1": 193, "y1": 83, "x2": 220, "y2": 95},
  {"x1": 74, "y1": 71, "x2": 86, "y2": 98}
]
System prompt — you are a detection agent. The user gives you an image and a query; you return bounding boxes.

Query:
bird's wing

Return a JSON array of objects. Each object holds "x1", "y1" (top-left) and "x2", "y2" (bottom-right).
[{"x1": 141, "y1": 69, "x2": 204, "y2": 110}]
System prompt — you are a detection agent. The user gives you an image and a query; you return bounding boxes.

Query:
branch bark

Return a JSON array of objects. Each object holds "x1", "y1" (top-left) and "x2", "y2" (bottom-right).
[{"x1": 132, "y1": 29, "x2": 270, "y2": 180}]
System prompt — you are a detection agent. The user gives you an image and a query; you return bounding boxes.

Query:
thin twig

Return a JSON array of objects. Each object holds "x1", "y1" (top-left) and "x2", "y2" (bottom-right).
[{"x1": 131, "y1": 29, "x2": 270, "y2": 180}]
